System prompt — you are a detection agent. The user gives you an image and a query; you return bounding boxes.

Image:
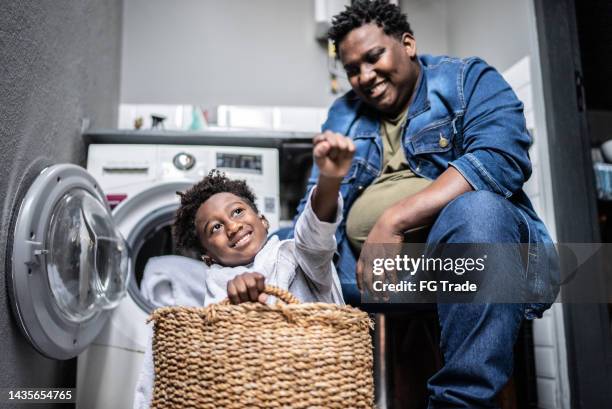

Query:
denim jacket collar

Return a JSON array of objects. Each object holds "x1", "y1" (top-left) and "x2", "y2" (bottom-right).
[{"x1": 407, "y1": 58, "x2": 430, "y2": 119}]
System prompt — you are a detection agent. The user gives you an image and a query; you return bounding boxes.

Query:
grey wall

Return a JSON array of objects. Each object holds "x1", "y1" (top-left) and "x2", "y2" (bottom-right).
[
  {"x1": 400, "y1": 0, "x2": 450, "y2": 56},
  {"x1": 0, "y1": 0, "x2": 122, "y2": 403},
  {"x1": 446, "y1": 0, "x2": 531, "y2": 72},
  {"x1": 122, "y1": 0, "x2": 532, "y2": 109},
  {"x1": 121, "y1": 0, "x2": 334, "y2": 107},
  {"x1": 402, "y1": 0, "x2": 531, "y2": 72}
]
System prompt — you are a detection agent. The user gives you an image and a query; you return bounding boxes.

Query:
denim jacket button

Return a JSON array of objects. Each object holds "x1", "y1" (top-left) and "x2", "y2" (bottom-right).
[
  {"x1": 357, "y1": 185, "x2": 364, "y2": 191},
  {"x1": 439, "y1": 133, "x2": 449, "y2": 148}
]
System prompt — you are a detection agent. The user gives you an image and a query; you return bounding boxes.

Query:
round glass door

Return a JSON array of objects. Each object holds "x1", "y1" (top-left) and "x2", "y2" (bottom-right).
[
  {"x1": 9, "y1": 164, "x2": 130, "y2": 359},
  {"x1": 46, "y1": 188, "x2": 128, "y2": 323}
]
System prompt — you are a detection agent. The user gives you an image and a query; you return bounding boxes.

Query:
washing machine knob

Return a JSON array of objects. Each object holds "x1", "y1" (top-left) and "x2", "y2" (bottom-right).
[{"x1": 173, "y1": 152, "x2": 196, "y2": 170}]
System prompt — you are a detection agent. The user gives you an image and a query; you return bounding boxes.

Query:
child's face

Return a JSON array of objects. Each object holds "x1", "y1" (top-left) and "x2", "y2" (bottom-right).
[{"x1": 195, "y1": 192, "x2": 268, "y2": 267}]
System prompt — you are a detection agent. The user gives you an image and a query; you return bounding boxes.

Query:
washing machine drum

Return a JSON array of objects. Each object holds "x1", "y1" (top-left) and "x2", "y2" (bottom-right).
[{"x1": 9, "y1": 164, "x2": 129, "y2": 360}]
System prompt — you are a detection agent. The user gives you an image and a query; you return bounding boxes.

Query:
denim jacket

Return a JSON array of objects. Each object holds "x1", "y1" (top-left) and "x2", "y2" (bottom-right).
[{"x1": 294, "y1": 55, "x2": 555, "y2": 307}]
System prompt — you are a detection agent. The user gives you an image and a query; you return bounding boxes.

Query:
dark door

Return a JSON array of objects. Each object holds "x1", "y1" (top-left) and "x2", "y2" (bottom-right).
[{"x1": 534, "y1": 0, "x2": 612, "y2": 407}]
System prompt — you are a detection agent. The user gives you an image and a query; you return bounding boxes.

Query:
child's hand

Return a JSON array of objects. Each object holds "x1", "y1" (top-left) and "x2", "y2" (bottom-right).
[
  {"x1": 313, "y1": 131, "x2": 355, "y2": 179},
  {"x1": 227, "y1": 272, "x2": 268, "y2": 304}
]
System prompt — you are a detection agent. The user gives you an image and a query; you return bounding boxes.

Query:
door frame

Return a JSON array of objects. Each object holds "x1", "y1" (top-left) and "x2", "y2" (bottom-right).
[{"x1": 533, "y1": 0, "x2": 612, "y2": 407}]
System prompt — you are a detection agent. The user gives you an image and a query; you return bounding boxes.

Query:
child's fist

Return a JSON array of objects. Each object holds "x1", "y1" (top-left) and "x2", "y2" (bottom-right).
[
  {"x1": 227, "y1": 272, "x2": 267, "y2": 304},
  {"x1": 313, "y1": 131, "x2": 355, "y2": 179}
]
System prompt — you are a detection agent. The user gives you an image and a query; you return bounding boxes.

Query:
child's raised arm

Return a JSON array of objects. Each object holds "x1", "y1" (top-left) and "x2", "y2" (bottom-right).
[{"x1": 310, "y1": 131, "x2": 355, "y2": 221}]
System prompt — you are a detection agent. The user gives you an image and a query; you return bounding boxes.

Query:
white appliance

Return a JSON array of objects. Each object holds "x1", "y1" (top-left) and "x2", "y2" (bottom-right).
[{"x1": 76, "y1": 143, "x2": 280, "y2": 409}]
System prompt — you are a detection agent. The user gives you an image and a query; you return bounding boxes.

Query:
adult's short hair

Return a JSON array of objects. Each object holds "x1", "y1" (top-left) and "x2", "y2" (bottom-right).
[{"x1": 328, "y1": 0, "x2": 414, "y2": 51}]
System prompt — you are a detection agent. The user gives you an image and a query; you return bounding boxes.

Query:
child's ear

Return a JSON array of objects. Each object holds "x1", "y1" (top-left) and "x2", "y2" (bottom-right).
[
  {"x1": 259, "y1": 215, "x2": 269, "y2": 231},
  {"x1": 201, "y1": 254, "x2": 214, "y2": 266}
]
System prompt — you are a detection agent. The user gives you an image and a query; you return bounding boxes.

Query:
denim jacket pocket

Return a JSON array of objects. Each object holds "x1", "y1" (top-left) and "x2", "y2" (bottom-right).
[
  {"x1": 408, "y1": 119, "x2": 458, "y2": 179},
  {"x1": 410, "y1": 118, "x2": 455, "y2": 155}
]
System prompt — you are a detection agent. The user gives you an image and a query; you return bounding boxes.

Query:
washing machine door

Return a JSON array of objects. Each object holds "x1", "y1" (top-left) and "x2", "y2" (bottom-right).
[{"x1": 8, "y1": 164, "x2": 129, "y2": 360}]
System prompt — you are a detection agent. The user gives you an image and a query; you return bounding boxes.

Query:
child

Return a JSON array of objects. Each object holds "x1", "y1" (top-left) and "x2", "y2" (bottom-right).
[{"x1": 133, "y1": 132, "x2": 355, "y2": 408}]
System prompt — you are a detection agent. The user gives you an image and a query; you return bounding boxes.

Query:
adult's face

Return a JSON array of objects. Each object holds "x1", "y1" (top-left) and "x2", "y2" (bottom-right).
[{"x1": 338, "y1": 24, "x2": 420, "y2": 117}]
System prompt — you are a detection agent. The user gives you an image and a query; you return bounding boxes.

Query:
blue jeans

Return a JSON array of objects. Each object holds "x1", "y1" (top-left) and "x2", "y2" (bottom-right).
[{"x1": 425, "y1": 190, "x2": 546, "y2": 409}]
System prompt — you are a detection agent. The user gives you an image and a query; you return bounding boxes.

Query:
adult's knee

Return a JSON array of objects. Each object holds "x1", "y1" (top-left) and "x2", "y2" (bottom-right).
[{"x1": 428, "y1": 190, "x2": 523, "y2": 244}]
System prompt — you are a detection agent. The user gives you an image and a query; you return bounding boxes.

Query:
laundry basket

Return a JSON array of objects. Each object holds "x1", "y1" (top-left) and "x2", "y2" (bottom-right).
[{"x1": 149, "y1": 286, "x2": 374, "y2": 409}]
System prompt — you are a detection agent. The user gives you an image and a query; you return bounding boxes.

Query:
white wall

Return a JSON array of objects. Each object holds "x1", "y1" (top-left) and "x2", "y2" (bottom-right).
[{"x1": 121, "y1": 0, "x2": 334, "y2": 107}]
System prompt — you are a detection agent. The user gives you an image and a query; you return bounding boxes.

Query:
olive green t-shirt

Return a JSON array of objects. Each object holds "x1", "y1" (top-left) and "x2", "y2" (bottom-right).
[{"x1": 345, "y1": 109, "x2": 432, "y2": 252}]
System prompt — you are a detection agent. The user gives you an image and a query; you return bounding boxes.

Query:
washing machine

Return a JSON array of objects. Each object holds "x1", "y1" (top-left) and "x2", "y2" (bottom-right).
[{"x1": 73, "y1": 138, "x2": 280, "y2": 408}]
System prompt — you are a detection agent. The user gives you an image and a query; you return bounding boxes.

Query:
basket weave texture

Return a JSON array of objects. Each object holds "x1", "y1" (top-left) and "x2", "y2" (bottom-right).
[{"x1": 150, "y1": 286, "x2": 374, "y2": 409}]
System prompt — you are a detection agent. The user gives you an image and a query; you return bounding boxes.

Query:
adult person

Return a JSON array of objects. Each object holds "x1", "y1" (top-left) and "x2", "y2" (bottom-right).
[{"x1": 291, "y1": 1, "x2": 559, "y2": 408}]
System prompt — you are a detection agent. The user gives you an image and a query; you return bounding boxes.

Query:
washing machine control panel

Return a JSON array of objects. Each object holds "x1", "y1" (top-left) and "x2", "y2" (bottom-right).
[{"x1": 87, "y1": 144, "x2": 281, "y2": 231}]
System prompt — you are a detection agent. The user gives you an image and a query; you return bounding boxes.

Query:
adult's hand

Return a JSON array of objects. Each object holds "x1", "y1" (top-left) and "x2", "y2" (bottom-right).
[
  {"x1": 226, "y1": 272, "x2": 267, "y2": 304},
  {"x1": 356, "y1": 210, "x2": 403, "y2": 296}
]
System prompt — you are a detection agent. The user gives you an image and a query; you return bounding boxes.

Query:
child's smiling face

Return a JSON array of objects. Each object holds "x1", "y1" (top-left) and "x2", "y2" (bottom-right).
[{"x1": 195, "y1": 192, "x2": 268, "y2": 267}]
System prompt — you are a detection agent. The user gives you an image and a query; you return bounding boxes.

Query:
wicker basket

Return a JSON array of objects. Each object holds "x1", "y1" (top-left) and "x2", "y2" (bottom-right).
[{"x1": 149, "y1": 286, "x2": 374, "y2": 409}]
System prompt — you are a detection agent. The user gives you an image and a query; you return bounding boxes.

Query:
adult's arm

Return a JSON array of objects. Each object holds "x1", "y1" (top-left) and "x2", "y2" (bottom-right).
[
  {"x1": 365, "y1": 166, "x2": 472, "y2": 244},
  {"x1": 355, "y1": 167, "x2": 472, "y2": 291},
  {"x1": 448, "y1": 57, "x2": 533, "y2": 198}
]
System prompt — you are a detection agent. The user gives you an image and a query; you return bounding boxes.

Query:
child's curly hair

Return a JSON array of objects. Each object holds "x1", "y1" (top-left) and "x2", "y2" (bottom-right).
[{"x1": 173, "y1": 170, "x2": 259, "y2": 256}]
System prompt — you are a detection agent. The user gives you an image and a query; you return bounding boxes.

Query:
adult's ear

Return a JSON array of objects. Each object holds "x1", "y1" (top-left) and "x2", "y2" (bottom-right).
[{"x1": 402, "y1": 32, "x2": 417, "y2": 58}]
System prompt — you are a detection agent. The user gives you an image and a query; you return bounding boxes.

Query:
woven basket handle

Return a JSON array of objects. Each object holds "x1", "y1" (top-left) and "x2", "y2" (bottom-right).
[{"x1": 220, "y1": 285, "x2": 300, "y2": 305}]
